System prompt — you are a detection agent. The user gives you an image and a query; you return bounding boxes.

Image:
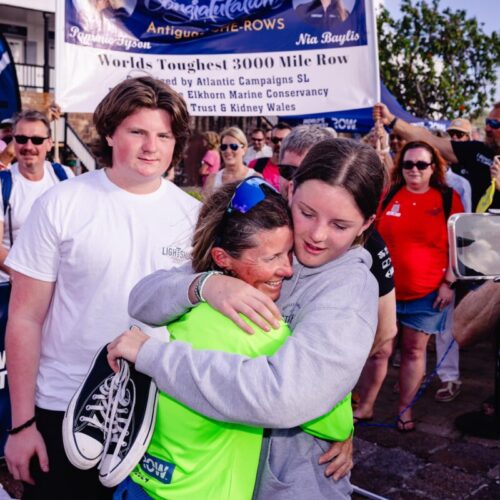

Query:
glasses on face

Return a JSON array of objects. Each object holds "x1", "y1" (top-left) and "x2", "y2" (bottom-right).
[
  {"x1": 278, "y1": 164, "x2": 296, "y2": 181},
  {"x1": 14, "y1": 135, "x2": 50, "y2": 146},
  {"x1": 227, "y1": 176, "x2": 278, "y2": 214},
  {"x1": 220, "y1": 143, "x2": 242, "y2": 152},
  {"x1": 271, "y1": 137, "x2": 283, "y2": 145},
  {"x1": 402, "y1": 160, "x2": 432, "y2": 170},
  {"x1": 448, "y1": 130, "x2": 467, "y2": 140},
  {"x1": 251, "y1": 137, "x2": 264, "y2": 142},
  {"x1": 486, "y1": 118, "x2": 500, "y2": 129}
]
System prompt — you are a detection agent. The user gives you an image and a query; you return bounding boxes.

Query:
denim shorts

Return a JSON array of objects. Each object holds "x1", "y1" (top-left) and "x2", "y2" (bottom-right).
[{"x1": 396, "y1": 290, "x2": 449, "y2": 335}]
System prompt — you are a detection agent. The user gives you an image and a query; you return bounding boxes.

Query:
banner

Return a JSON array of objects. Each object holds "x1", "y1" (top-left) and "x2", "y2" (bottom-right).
[
  {"x1": 0, "y1": 32, "x2": 21, "y2": 122},
  {"x1": 280, "y1": 81, "x2": 450, "y2": 134},
  {"x1": 56, "y1": 0, "x2": 379, "y2": 115}
]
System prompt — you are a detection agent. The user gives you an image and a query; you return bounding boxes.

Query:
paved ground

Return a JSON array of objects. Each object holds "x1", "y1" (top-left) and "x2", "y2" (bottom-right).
[
  {"x1": 0, "y1": 338, "x2": 498, "y2": 499},
  {"x1": 351, "y1": 338, "x2": 500, "y2": 499}
]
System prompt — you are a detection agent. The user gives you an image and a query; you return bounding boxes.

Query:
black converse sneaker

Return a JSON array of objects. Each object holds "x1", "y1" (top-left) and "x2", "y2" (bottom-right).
[
  {"x1": 63, "y1": 345, "x2": 117, "y2": 469},
  {"x1": 98, "y1": 358, "x2": 158, "y2": 487}
]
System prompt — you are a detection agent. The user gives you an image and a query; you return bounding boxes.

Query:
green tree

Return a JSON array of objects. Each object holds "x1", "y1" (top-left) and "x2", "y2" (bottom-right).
[{"x1": 377, "y1": 0, "x2": 500, "y2": 120}]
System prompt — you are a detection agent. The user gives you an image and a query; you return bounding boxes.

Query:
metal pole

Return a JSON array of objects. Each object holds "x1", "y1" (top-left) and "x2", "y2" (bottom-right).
[
  {"x1": 42, "y1": 12, "x2": 50, "y2": 93},
  {"x1": 352, "y1": 484, "x2": 389, "y2": 500}
]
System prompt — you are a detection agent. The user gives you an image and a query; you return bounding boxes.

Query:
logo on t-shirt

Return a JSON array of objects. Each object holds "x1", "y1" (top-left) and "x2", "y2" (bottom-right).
[
  {"x1": 475, "y1": 153, "x2": 493, "y2": 168},
  {"x1": 162, "y1": 246, "x2": 190, "y2": 263},
  {"x1": 386, "y1": 203, "x2": 401, "y2": 217},
  {"x1": 140, "y1": 453, "x2": 175, "y2": 484}
]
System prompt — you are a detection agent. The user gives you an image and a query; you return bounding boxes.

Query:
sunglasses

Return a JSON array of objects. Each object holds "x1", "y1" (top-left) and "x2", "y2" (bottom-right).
[
  {"x1": 278, "y1": 164, "x2": 296, "y2": 181},
  {"x1": 271, "y1": 137, "x2": 283, "y2": 145},
  {"x1": 14, "y1": 135, "x2": 50, "y2": 145},
  {"x1": 227, "y1": 176, "x2": 278, "y2": 214},
  {"x1": 448, "y1": 130, "x2": 467, "y2": 139},
  {"x1": 486, "y1": 118, "x2": 500, "y2": 129},
  {"x1": 220, "y1": 143, "x2": 242, "y2": 152},
  {"x1": 251, "y1": 137, "x2": 264, "y2": 142},
  {"x1": 402, "y1": 161, "x2": 432, "y2": 170}
]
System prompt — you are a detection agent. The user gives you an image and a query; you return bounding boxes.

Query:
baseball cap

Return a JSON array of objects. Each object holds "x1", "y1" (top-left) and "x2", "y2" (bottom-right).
[
  {"x1": 0, "y1": 118, "x2": 14, "y2": 128},
  {"x1": 447, "y1": 118, "x2": 472, "y2": 135}
]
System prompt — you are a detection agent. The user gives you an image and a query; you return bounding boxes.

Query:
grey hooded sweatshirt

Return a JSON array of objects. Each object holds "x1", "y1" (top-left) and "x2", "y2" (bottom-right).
[{"x1": 130, "y1": 245, "x2": 378, "y2": 499}]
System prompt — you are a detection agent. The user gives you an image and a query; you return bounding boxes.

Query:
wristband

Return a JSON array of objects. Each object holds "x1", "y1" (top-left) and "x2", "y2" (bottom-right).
[
  {"x1": 388, "y1": 117, "x2": 398, "y2": 129},
  {"x1": 196, "y1": 271, "x2": 223, "y2": 302},
  {"x1": 7, "y1": 416, "x2": 36, "y2": 435}
]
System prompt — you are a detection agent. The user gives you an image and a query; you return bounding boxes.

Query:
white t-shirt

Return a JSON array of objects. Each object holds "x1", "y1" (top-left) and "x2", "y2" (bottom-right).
[
  {"x1": 0, "y1": 161, "x2": 74, "y2": 283},
  {"x1": 6, "y1": 169, "x2": 200, "y2": 410},
  {"x1": 243, "y1": 145, "x2": 272, "y2": 164}
]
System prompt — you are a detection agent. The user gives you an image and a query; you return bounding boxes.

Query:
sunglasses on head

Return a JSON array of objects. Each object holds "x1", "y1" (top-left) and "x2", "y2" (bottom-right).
[
  {"x1": 402, "y1": 161, "x2": 432, "y2": 170},
  {"x1": 215, "y1": 177, "x2": 278, "y2": 247},
  {"x1": 448, "y1": 130, "x2": 467, "y2": 139},
  {"x1": 220, "y1": 143, "x2": 242, "y2": 152},
  {"x1": 14, "y1": 135, "x2": 50, "y2": 146},
  {"x1": 486, "y1": 118, "x2": 500, "y2": 129},
  {"x1": 278, "y1": 164, "x2": 297, "y2": 181},
  {"x1": 227, "y1": 176, "x2": 278, "y2": 214},
  {"x1": 271, "y1": 137, "x2": 283, "y2": 145}
]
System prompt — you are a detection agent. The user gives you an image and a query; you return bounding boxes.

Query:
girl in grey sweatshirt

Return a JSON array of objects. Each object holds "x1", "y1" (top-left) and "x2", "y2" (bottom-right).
[{"x1": 110, "y1": 138, "x2": 386, "y2": 499}]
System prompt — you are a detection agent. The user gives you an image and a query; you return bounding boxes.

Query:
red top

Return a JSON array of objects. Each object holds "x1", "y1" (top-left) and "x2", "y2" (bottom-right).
[
  {"x1": 376, "y1": 186, "x2": 464, "y2": 301},
  {"x1": 248, "y1": 158, "x2": 280, "y2": 190}
]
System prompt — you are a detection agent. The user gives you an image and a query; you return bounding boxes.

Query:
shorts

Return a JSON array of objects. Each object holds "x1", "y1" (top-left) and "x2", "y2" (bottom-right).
[
  {"x1": 396, "y1": 290, "x2": 449, "y2": 335},
  {"x1": 114, "y1": 476, "x2": 153, "y2": 500}
]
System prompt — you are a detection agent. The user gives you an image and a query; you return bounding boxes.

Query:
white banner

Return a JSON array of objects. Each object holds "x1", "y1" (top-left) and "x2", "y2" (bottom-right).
[{"x1": 56, "y1": 0, "x2": 380, "y2": 116}]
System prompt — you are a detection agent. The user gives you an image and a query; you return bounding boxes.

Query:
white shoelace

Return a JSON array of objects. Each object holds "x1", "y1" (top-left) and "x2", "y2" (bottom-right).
[
  {"x1": 80, "y1": 375, "x2": 118, "y2": 433},
  {"x1": 100, "y1": 360, "x2": 135, "y2": 471}
]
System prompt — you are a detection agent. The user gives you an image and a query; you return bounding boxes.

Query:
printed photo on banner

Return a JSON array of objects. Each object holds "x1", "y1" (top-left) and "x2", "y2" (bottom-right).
[
  {"x1": 65, "y1": 0, "x2": 368, "y2": 53},
  {"x1": 56, "y1": 0, "x2": 379, "y2": 116}
]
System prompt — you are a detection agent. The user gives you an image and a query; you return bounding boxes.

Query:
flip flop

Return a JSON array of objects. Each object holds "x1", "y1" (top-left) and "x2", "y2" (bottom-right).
[{"x1": 397, "y1": 417, "x2": 416, "y2": 433}]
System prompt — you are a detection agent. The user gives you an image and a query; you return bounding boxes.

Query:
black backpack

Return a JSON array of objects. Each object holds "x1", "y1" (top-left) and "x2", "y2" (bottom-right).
[{"x1": 0, "y1": 162, "x2": 68, "y2": 245}]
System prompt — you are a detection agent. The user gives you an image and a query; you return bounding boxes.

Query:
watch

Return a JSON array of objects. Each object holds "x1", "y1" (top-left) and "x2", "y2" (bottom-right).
[{"x1": 442, "y1": 279, "x2": 457, "y2": 290}]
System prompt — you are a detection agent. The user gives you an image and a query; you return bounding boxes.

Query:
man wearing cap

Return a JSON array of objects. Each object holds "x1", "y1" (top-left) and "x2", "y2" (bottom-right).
[
  {"x1": 374, "y1": 102, "x2": 500, "y2": 211},
  {"x1": 447, "y1": 118, "x2": 472, "y2": 142}
]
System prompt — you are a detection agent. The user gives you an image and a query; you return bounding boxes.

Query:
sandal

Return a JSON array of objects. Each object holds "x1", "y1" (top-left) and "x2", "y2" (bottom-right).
[
  {"x1": 397, "y1": 417, "x2": 416, "y2": 433},
  {"x1": 435, "y1": 380, "x2": 462, "y2": 403}
]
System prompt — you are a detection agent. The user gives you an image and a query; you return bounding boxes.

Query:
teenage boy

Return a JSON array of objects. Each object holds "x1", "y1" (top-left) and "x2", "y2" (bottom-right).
[{"x1": 4, "y1": 77, "x2": 199, "y2": 499}]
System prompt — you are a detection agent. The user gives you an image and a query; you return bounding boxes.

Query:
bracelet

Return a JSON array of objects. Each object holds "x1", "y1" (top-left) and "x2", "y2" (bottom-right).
[
  {"x1": 442, "y1": 279, "x2": 457, "y2": 290},
  {"x1": 193, "y1": 274, "x2": 204, "y2": 303},
  {"x1": 388, "y1": 117, "x2": 398, "y2": 129},
  {"x1": 198, "y1": 271, "x2": 223, "y2": 302},
  {"x1": 7, "y1": 416, "x2": 36, "y2": 435}
]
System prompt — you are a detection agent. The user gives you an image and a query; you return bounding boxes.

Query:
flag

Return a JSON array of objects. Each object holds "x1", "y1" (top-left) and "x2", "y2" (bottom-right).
[{"x1": 0, "y1": 31, "x2": 21, "y2": 122}]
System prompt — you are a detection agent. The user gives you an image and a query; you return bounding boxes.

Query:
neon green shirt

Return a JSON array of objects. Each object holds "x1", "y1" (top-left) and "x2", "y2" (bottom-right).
[
  {"x1": 131, "y1": 304, "x2": 290, "y2": 500},
  {"x1": 131, "y1": 303, "x2": 353, "y2": 499}
]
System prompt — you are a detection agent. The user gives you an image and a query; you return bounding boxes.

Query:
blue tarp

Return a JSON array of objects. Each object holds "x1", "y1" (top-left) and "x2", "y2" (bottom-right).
[{"x1": 280, "y1": 82, "x2": 449, "y2": 134}]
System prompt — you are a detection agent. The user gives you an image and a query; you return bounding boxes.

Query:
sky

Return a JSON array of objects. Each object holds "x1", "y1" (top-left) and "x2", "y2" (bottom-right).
[{"x1": 382, "y1": 0, "x2": 500, "y2": 102}]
